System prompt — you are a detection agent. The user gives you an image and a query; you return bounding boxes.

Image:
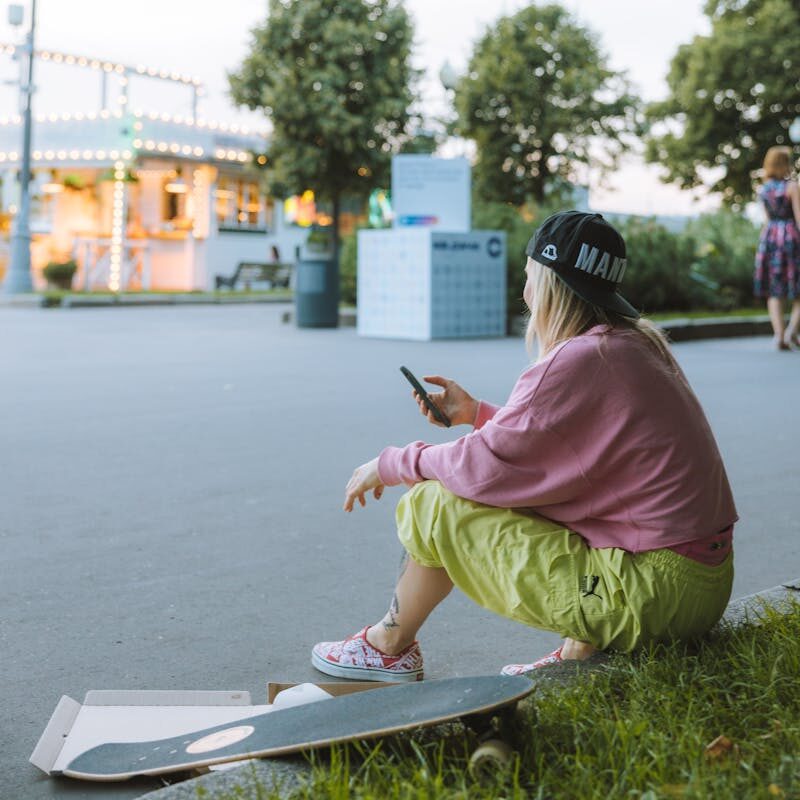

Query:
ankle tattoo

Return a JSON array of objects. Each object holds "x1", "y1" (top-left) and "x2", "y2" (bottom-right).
[{"x1": 382, "y1": 592, "x2": 400, "y2": 631}]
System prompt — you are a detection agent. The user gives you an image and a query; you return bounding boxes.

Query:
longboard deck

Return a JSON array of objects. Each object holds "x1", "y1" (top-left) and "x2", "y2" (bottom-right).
[{"x1": 64, "y1": 675, "x2": 533, "y2": 781}]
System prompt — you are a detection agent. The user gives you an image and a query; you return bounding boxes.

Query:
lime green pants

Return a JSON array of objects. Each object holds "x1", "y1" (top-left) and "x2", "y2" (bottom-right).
[{"x1": 396, "y1": 482, "x2": 733, "y2": 652}]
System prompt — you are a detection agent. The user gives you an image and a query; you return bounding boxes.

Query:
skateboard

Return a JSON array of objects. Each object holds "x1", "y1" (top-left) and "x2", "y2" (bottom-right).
[{"x1": 63, "y1": 675, "x2": 534, "y2": 781}]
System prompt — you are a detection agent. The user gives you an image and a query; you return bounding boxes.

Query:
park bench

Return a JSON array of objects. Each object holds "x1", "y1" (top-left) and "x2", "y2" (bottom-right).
[{"x1": 215, "y1": 261, "x2": 292, "y2": 291}]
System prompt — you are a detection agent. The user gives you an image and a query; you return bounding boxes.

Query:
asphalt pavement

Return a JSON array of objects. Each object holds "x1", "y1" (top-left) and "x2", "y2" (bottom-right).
[{"x1": 1, "y1": 303, "x2": 798, "y2": 800}]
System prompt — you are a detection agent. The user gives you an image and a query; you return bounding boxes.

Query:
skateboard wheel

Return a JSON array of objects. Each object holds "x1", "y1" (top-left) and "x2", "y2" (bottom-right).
[{"x1": 468, "y1": 738, "x2": 514, "y2": 779}]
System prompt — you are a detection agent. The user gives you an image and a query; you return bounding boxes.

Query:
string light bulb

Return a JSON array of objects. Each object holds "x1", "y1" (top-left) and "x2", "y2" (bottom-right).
[{"x1": 108, "y1": 159, "x2": 127, "y2": 293}]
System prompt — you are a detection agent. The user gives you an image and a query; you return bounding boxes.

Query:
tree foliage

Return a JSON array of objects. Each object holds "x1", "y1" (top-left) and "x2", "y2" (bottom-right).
[
  {"x1": 229, "y1": 0, "x2": 419, "y2": 256},
  {"x1": 453, "y1": 3, "x2": 639, "y2": 205},
  {"x1": 645, "y1": 0, "x2": 800, "y2": 207}
]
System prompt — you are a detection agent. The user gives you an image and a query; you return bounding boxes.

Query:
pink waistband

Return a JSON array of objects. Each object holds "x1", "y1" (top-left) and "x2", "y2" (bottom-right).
[{"x1": 668, "y1": 525, "x2": 733, "y2": 566}]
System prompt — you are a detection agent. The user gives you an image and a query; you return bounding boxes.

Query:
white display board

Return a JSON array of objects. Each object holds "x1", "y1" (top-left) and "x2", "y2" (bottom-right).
[
  {"x1": 391, "y1": 156, "x2": 471, "y2": 233},
  {"x1": 430, "y1": 231, "x2": 506, "y2": 338},
  {"x1": 357, "y1": 229, "x2": 506, "y2": 340}
]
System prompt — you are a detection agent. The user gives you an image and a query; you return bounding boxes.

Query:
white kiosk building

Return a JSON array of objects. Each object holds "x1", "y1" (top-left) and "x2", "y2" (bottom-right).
[{"x1": 0, "y1": 44, "x2": 308, "y2": 292}]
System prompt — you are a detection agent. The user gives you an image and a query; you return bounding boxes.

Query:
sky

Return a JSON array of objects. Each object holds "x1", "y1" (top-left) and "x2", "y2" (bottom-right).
[{"x1": 0, "y1": 0, "x2": 716, "y2": 215}]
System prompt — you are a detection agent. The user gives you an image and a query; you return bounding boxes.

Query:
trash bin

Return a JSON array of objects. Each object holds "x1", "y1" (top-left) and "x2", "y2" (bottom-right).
[{"x1": 295, "y1": 253, "x2": 339, "y2": 328}]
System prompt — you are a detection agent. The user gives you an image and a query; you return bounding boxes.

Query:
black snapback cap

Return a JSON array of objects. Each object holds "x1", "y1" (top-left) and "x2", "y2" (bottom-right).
[{"x1": 525, "y1": 210, "x2": 639, "y2": 319}]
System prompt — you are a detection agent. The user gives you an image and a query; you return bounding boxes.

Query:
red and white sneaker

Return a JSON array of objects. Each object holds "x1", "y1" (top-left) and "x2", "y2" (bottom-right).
[
  {"x1": 500, "y1": 646, "x2": 564, "y2": 676},
  {"x1": 311, "y1": 627, "x2": 424, "y2": 682}
]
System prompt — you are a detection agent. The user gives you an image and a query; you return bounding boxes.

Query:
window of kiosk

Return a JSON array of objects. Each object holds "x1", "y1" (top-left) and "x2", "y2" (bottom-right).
[
  {"x1": 215, "y1": 178, "x2": 268, "y2": 233},
  {"x1": 26, "y1": 169, "x2": 65, "y2": 233},
  {"x1": 162, "y1": 175, "x2": 192, "y2": 235}
]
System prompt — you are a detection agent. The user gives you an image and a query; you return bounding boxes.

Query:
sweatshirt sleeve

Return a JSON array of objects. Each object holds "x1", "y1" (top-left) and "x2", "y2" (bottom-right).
[
  {"x1": 473, "y1": 400, "x2": 500, "y2": 429},
  {"x1": 377, "y1": 361, "x2": 591, "y2": 508}
]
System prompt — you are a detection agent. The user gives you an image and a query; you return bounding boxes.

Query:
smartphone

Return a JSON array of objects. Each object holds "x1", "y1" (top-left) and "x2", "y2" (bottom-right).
[{"x1": 400, "y1": 366, "x2": 452, "y2": 428}]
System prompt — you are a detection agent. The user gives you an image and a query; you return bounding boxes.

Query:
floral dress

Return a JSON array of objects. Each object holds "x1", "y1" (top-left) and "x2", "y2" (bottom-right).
[{"x1": 754, "y1": 179, "x2": 800, "y2": 298}]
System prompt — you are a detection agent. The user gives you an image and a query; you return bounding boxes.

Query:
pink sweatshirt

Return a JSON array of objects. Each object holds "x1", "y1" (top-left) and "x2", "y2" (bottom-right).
[{"x1": 378, "y1": 326, "x2": 737, "y2": 564}]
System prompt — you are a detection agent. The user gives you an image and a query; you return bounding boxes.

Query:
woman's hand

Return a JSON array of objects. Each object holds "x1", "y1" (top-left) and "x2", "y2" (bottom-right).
[
  {"x1": 414, "y1": 376, "x2": 478, "y2": 428},
  {"x1": 344, "y1": 457, "x2": 385, "y2": 512}
]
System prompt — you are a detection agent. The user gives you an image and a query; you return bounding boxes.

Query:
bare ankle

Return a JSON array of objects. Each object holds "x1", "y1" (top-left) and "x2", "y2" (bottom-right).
[
  {"x1": 366, "y1": 624, "x2": 413, "y2": 656},
  {"x1": 560, "y1": 637, "x2": 597, "y2": 661}
]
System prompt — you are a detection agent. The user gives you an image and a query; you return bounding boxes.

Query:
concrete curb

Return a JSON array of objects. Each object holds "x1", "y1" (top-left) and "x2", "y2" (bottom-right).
[
  {"x1": 0, "y1": 293, "x2": 296, "y2": 309},
  {"x1": 132, "y1": 756, "x2": 313, "y2": 800},
  {"x1": 134, "y1": 580, "x2": 799, "y2": 800},
  {"x1": 0, "y1": 293, "x2": 41, "y2": 308},
  {"x1": 659, "y1": 315, "x2": 772, "y2": 343},
  {"x1": 509, "y1": 313, "x2": 772, "y2": 342},
  {"x1": 1, "y1": 294, "x2": 774, "y2": 343},
  {"x1": 717, "y1": 580, "x2": 800, "y2": 626},
  {"x1": 60, "y1": 294, "x2": 293, "y2": 309}
]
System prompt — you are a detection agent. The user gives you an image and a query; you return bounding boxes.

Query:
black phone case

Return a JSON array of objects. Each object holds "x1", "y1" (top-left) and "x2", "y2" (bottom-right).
[{"x1": 400, "y1": 367, "x2": 452, "y2": 427}]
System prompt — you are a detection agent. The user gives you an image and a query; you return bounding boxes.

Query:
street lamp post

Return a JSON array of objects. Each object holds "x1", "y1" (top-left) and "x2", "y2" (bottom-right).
[{"x1": 3, "y1": 0, "x2": 37, "y2": 294}]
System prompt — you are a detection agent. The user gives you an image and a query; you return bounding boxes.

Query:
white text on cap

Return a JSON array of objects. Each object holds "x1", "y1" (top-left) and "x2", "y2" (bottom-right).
[{"x1": 574, "y1": 243, "x2": 627, "y2": 283}]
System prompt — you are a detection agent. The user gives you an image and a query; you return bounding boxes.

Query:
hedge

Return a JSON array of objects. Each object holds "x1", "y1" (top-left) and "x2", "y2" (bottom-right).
[{"x1": 338, "y1": 206, "x2": 761, "y2": 320}]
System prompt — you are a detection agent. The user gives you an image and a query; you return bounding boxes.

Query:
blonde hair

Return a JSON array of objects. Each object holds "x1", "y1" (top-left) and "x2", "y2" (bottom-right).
[
  {"x1": 525, "y1": 260, "x2": 675, "y2": 367},
  {"x1": 763, "y1": 146, "x2": 793, "y2": 180}
]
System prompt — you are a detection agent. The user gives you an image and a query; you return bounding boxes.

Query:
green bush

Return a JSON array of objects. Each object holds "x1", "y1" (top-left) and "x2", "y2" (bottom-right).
[
  {"x1": 307, "y1": 226, "x2": 333, "y2": 252},
  {"x1": 42, "y1": 259, "x2": 77, "y2": 290},
  {"x1": 339, "y1": 230, "x2": 358, "y2": 307},
  {"x1": 616, "y1": 217, "x2": 709, "y2": 314},
  {"x1": 685, "y1": 210, "x2": 760, "y2": 310},
  {"x1": 473, "y1": 200, "x2": 530, "y2": 323},
  {"x1": 41, "y1": 290, "x2": 64, "y2": 307},
  {"x1": 619, "y1": 211, "x2": 760, "y2": 314}
]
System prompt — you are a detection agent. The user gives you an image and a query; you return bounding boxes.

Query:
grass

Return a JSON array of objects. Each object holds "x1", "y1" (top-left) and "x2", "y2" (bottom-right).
[
  {"x1": 40, "y1": 288, "x2": 293, "y2": 306},
  {"x1": 649, "y1": 308, "x2": 767, "y2": 322},
  {"x1": 201, "y1": 600, "x2": 800, "y2": 800}
]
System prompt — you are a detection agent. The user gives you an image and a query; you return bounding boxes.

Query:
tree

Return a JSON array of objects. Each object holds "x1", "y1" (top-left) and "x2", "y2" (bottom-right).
[
  {"x1": 452, "y1": 3, "x2": 639, "y2": 206},
  {"x1": 229, "y1": 0, "x2": 419, "y2": 268},
  {"x1": 645, "y1": 0, "x2": 800, "y2": 207}
]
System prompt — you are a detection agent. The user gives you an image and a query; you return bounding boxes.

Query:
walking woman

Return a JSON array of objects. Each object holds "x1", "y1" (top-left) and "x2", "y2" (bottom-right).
[
  {"x1": 754, "y1": 146, "x2": 800, "y2": 350},
  {"x1": 312, "y1": 211, "x2": 737, "y2": 681}
]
